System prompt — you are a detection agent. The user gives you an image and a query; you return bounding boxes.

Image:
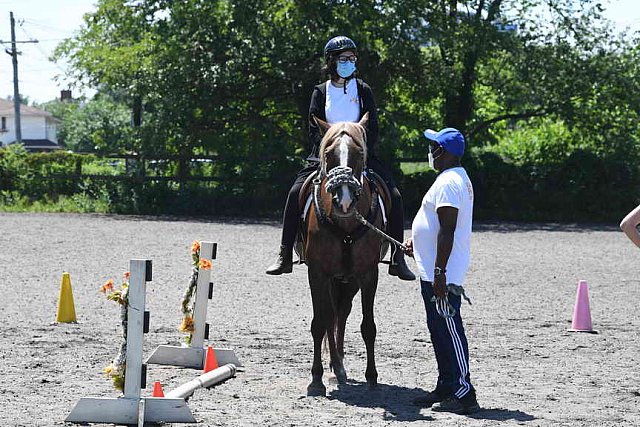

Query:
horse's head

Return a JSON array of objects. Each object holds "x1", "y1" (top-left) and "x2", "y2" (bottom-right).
[{"x1": 316, "y1": 113, "x2": 369, "y2": 218}]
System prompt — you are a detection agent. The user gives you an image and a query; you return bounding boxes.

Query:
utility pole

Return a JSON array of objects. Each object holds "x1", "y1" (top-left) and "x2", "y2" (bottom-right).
[
  {"x1": 3, "y1": 12, "x2": 38, "y2": 144},
  {"x1": 10, "y1": 12, "x2": 21, "y2": 143}
]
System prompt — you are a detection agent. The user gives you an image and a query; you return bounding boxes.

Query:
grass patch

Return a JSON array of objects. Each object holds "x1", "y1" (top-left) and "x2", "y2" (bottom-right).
[
  {"x1": 400, "y1": 162, "x2": 432, "y2": 175},
  {"x1": 0, "y1": 191, "x2": 111, "y2": 213}
]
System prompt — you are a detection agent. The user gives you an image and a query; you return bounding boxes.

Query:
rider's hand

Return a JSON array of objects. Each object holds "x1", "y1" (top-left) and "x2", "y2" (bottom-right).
[{"x1": 403, "y1": 237, "x2": 414, "y2": 258}]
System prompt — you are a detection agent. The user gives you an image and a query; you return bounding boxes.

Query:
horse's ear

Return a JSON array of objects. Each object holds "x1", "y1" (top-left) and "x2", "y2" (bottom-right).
[
  {"x1": 313, "y1": 115, "x2": 331, "y2": 136},
  {"x1": 358, "y1": 112, "x2": 369, "y2": 128}
]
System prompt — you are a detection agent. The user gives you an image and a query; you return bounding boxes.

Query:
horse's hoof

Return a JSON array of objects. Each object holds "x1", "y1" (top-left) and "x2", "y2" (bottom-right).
[
  {"x1": 332, "y1": 366, "x2": 347, "y2": 384},
  {"x1": 367, "y1": 379, "x2": 378, "y2": 389},
  {"x1": 307, "y1": 382, "x2": 326, "y2": 397}
]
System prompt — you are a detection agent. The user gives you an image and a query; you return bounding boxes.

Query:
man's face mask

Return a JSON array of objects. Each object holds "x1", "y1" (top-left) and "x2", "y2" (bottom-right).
[{"x1": 428, "y1": 143, "x2": 444, "y2": 170}]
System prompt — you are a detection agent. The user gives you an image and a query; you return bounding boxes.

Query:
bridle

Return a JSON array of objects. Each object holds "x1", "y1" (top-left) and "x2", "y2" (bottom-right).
[
  {"x1": 324, "y1": 165, "x2": 363, "y2": 201},
  {"x1": 312, "y1": 163, "x2": 380, "y2": 274}
]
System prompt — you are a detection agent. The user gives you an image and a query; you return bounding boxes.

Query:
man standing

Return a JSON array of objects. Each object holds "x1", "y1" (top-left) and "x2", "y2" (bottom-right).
[{"x1": 404, "y1": 127, "x2": 479, "y2": 414}]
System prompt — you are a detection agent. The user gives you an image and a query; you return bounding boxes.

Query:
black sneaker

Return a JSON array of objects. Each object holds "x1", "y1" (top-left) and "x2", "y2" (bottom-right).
[
  {"x1": 412, "y1": 390, "x2": 446, "y2": 407},
  {"x1": 431, "y1": 396, "x2": 480, "y2": 415}
]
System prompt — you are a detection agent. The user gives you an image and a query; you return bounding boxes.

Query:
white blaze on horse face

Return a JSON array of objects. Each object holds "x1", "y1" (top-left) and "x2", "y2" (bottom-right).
[{"x1": 338, "y1": 136, "x2": 353, "y2": 213}]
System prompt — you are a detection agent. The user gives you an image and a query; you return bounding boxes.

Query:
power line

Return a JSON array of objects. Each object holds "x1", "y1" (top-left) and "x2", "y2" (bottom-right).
[
  {"x1": 31, "y1": 39, "x2": 68, "y2": 43},
  {"x1": 18, "y1": 24, "x2": 67, "y2": 74},
  {"x1": 21, "y1": 18, "x2": 80, "y2": 36}
]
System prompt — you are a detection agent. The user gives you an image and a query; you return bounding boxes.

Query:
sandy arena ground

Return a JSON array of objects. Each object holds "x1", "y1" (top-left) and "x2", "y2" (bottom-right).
[{"x1": 0, "y1": 212, "x2": 638, "y2": 426}]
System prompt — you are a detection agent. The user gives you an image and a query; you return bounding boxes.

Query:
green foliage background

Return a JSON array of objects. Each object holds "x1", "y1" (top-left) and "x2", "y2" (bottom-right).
[{"x1": 1, "y1": 0, "x2": 639, "y2": 221}]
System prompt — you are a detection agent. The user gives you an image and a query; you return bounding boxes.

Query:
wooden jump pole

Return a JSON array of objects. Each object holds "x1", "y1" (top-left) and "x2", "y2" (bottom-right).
[
  {"x1": 146, "y1": 241, "x2": 241, "y2": 369},
  {"x1": 66, "y1": 260, "x2": 196, "y2": 425}
]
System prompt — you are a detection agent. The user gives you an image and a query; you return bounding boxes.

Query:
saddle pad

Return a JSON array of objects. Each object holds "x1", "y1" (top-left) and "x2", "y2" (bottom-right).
[{"x1": 302, "y1": 192, "x2": 313, "y2": 220}]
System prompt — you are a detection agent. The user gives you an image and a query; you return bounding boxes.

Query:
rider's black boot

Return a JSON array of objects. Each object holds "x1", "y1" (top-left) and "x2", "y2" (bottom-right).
[
  {"x1": 266, "y1": 245, "x2": 293, "y2": 275},
  {"x1": 389, "y1": 246, "x2": 416, "y2": 281}
]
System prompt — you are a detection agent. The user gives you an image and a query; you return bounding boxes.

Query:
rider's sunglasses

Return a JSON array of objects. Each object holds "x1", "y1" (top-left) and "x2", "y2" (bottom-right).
[{"x1": 336, "y1": 55, "x2": 357, "y2": 64}]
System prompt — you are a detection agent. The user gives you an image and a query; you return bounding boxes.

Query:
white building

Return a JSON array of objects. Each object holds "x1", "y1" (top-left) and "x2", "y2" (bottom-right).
[{"x1": 0, "y1": 98, "x2": 60, "y2": 151}]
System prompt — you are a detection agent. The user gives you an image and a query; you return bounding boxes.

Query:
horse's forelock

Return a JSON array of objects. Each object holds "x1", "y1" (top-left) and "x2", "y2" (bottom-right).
[{"x1": 319, "y1": 122, "x2": 367, "y2": 173}]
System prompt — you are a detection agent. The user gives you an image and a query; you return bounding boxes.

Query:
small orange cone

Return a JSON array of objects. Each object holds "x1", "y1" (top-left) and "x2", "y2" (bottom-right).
[
  {"x1": 204, "y1": 346, "x2": 219, "y2": 373},
  {"x1": 152, "y1": 381, "x2": 164, "y2": 397}
]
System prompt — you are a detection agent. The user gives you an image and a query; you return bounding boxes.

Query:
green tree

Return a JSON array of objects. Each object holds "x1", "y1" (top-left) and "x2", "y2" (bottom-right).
[
  {"x1": 41, "y1": 95, "x2": 132, "y2": 152},
  {"x1": 53, "y1": 0, "x2": 639, "y2": 170}
]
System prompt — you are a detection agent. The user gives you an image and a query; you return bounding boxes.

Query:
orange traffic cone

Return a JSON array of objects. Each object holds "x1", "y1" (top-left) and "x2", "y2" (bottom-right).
[
  {"x1": 204, "y1": 346, "x2": 219, "y2": 373},
  {"x1": 152, "y1": 381, "x2": 164, "y2": 397}
]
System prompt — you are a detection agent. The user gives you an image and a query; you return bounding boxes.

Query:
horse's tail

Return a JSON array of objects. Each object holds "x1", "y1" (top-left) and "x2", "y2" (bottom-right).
[
  {"x1": 322, "y1": 333, "x2": 330, "y2": 358},
  {"x1": 322, "y1": 280, "x2": 344, "y2": 362},
  {"x1": 321, "y1": 314, "x2": 338, "y2": 359},
  {"x1": 322, "y1": 279, "x2": 341, "y2": 359}
]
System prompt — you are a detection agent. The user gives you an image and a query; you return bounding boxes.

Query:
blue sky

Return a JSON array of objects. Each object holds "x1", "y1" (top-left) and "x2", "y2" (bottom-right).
[{"x1": 0, "y1": 0, "x2": 639, "y2": 104}]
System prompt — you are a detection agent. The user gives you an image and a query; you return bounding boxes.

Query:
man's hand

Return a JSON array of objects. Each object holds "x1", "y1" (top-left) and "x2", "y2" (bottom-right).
[
  {"x1": 403, "y1": 237, "x2": 414, "y2": 258},
  {"x1": 433, "y1": 273, "x2": 447, "y2": 298}
]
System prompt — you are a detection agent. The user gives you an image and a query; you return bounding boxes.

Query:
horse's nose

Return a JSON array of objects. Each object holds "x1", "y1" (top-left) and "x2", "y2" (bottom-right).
[{"x1": 339, "y1": 184, "x2": 352, "y2": 213}]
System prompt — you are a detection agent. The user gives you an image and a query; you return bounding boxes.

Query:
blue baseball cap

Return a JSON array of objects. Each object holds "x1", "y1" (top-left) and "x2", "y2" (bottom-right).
[{"x1": 423, "y1": 127, "x2": 465, "y2": 157}]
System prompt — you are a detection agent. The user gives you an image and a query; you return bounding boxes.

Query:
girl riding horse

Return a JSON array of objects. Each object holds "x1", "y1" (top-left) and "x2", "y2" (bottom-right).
[{"x1": 266, "y1": 35, "x2": 414, "y2": 281}]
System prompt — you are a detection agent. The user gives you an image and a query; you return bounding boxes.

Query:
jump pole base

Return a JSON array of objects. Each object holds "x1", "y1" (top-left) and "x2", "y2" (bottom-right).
[
  {"x1": 65, "y1": 396, "x2": 195, "y2": 424},
  {"x1": 147, "y1": 344, "x2": 242, "y2": 368}
]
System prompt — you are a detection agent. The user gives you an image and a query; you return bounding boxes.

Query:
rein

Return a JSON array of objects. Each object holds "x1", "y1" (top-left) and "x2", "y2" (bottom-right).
[{"x1": 354, "y1": 211, "x2": 408, "y2": 253}]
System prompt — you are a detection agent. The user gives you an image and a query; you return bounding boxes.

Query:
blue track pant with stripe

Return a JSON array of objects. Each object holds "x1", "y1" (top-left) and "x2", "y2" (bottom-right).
[{"x1": 420, "y1": 279, "x2": 475, "y2": 400}]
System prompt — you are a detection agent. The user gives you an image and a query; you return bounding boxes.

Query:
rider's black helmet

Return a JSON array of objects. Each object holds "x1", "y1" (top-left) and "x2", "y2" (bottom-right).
[{"x1": 324, "y1": 36, "x2": 357, "y2": 62}]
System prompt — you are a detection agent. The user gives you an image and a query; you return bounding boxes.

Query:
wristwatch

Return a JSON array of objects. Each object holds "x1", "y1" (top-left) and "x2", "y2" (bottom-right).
[{"x1": 434, "y1": 267, "x2": 446, "y2": 277}]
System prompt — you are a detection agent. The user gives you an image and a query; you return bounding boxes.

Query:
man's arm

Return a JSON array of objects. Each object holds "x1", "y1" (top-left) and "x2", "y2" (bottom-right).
[
  {"x1": 620, "y1": 204, "x2": 640, "y2": 248},
  {"x1": 433, "y1": 206, "x2": 458, "y2": 298}
]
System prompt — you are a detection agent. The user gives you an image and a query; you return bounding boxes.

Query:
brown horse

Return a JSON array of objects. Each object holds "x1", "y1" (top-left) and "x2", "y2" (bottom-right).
[{"x1": 304, "y1": 113, "x2": 385, "y2": 397}]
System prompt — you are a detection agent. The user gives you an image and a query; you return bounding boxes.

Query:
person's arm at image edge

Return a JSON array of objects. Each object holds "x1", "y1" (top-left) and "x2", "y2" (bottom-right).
[{"x1": 620, "y1": 204, "x2": 640, "y2": 248}]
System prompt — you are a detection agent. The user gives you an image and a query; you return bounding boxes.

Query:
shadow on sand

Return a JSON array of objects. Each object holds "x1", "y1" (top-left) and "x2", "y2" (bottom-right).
[
  {"x1": 473, "y1": 221, "x2": 618, "y2": 233},
  {"x1": 329, "y1": 380, "x2": 536, "y2": 423},
  {"x1": 469, "y1": 407, "x2": 536, "y2": 422},
  {"x1": 328, "y1": 380, "x2": 434, "y2": 422}
]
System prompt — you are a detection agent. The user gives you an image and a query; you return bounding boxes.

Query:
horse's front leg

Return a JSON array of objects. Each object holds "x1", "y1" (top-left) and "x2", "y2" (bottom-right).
[
  {"x1": 307, "y1": 269, "x2": 331, "y2": 397},
  {"x1": 359, "y1": 268, "x2": 379, "y2": 388}
]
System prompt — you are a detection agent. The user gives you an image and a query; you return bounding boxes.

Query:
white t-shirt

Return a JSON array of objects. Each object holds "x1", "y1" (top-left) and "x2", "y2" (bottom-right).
[
  {"x1": 325, "y1": 79, "x2": 360, "y2": 124},
  {"x1": 411, "y1": 167, "x2": 474, "y2": 285}
]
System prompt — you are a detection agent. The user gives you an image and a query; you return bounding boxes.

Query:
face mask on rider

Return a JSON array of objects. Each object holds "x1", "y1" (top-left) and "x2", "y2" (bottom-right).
[{"x1": 336, "y1": 61, "x2": 356, "y2": 79}]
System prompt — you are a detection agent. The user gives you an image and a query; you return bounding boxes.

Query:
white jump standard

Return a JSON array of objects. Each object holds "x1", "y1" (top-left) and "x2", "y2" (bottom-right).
[
  {"x1": 66, "y1": 260, "x2": 196, "y2": 425},
  {"x1": 147, "y1": 241, "x2": 241, "y2": 369}
]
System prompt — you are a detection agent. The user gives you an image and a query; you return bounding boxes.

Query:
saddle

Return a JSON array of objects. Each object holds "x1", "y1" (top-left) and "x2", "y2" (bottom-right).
[{"x1": 294, "y1": 169, "x2": 392, "y2": 264}]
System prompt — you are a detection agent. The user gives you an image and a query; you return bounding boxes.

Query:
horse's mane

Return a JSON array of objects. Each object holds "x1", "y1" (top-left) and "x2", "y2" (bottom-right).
[{"x1": 319, "y1": 122, "x2": 367, "y2": 173}]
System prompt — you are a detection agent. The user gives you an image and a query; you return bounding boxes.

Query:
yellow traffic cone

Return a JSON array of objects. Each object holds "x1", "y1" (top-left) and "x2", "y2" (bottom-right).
[{"x1": 56, "y1": 272, "x2": 77, "y2": 323}]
